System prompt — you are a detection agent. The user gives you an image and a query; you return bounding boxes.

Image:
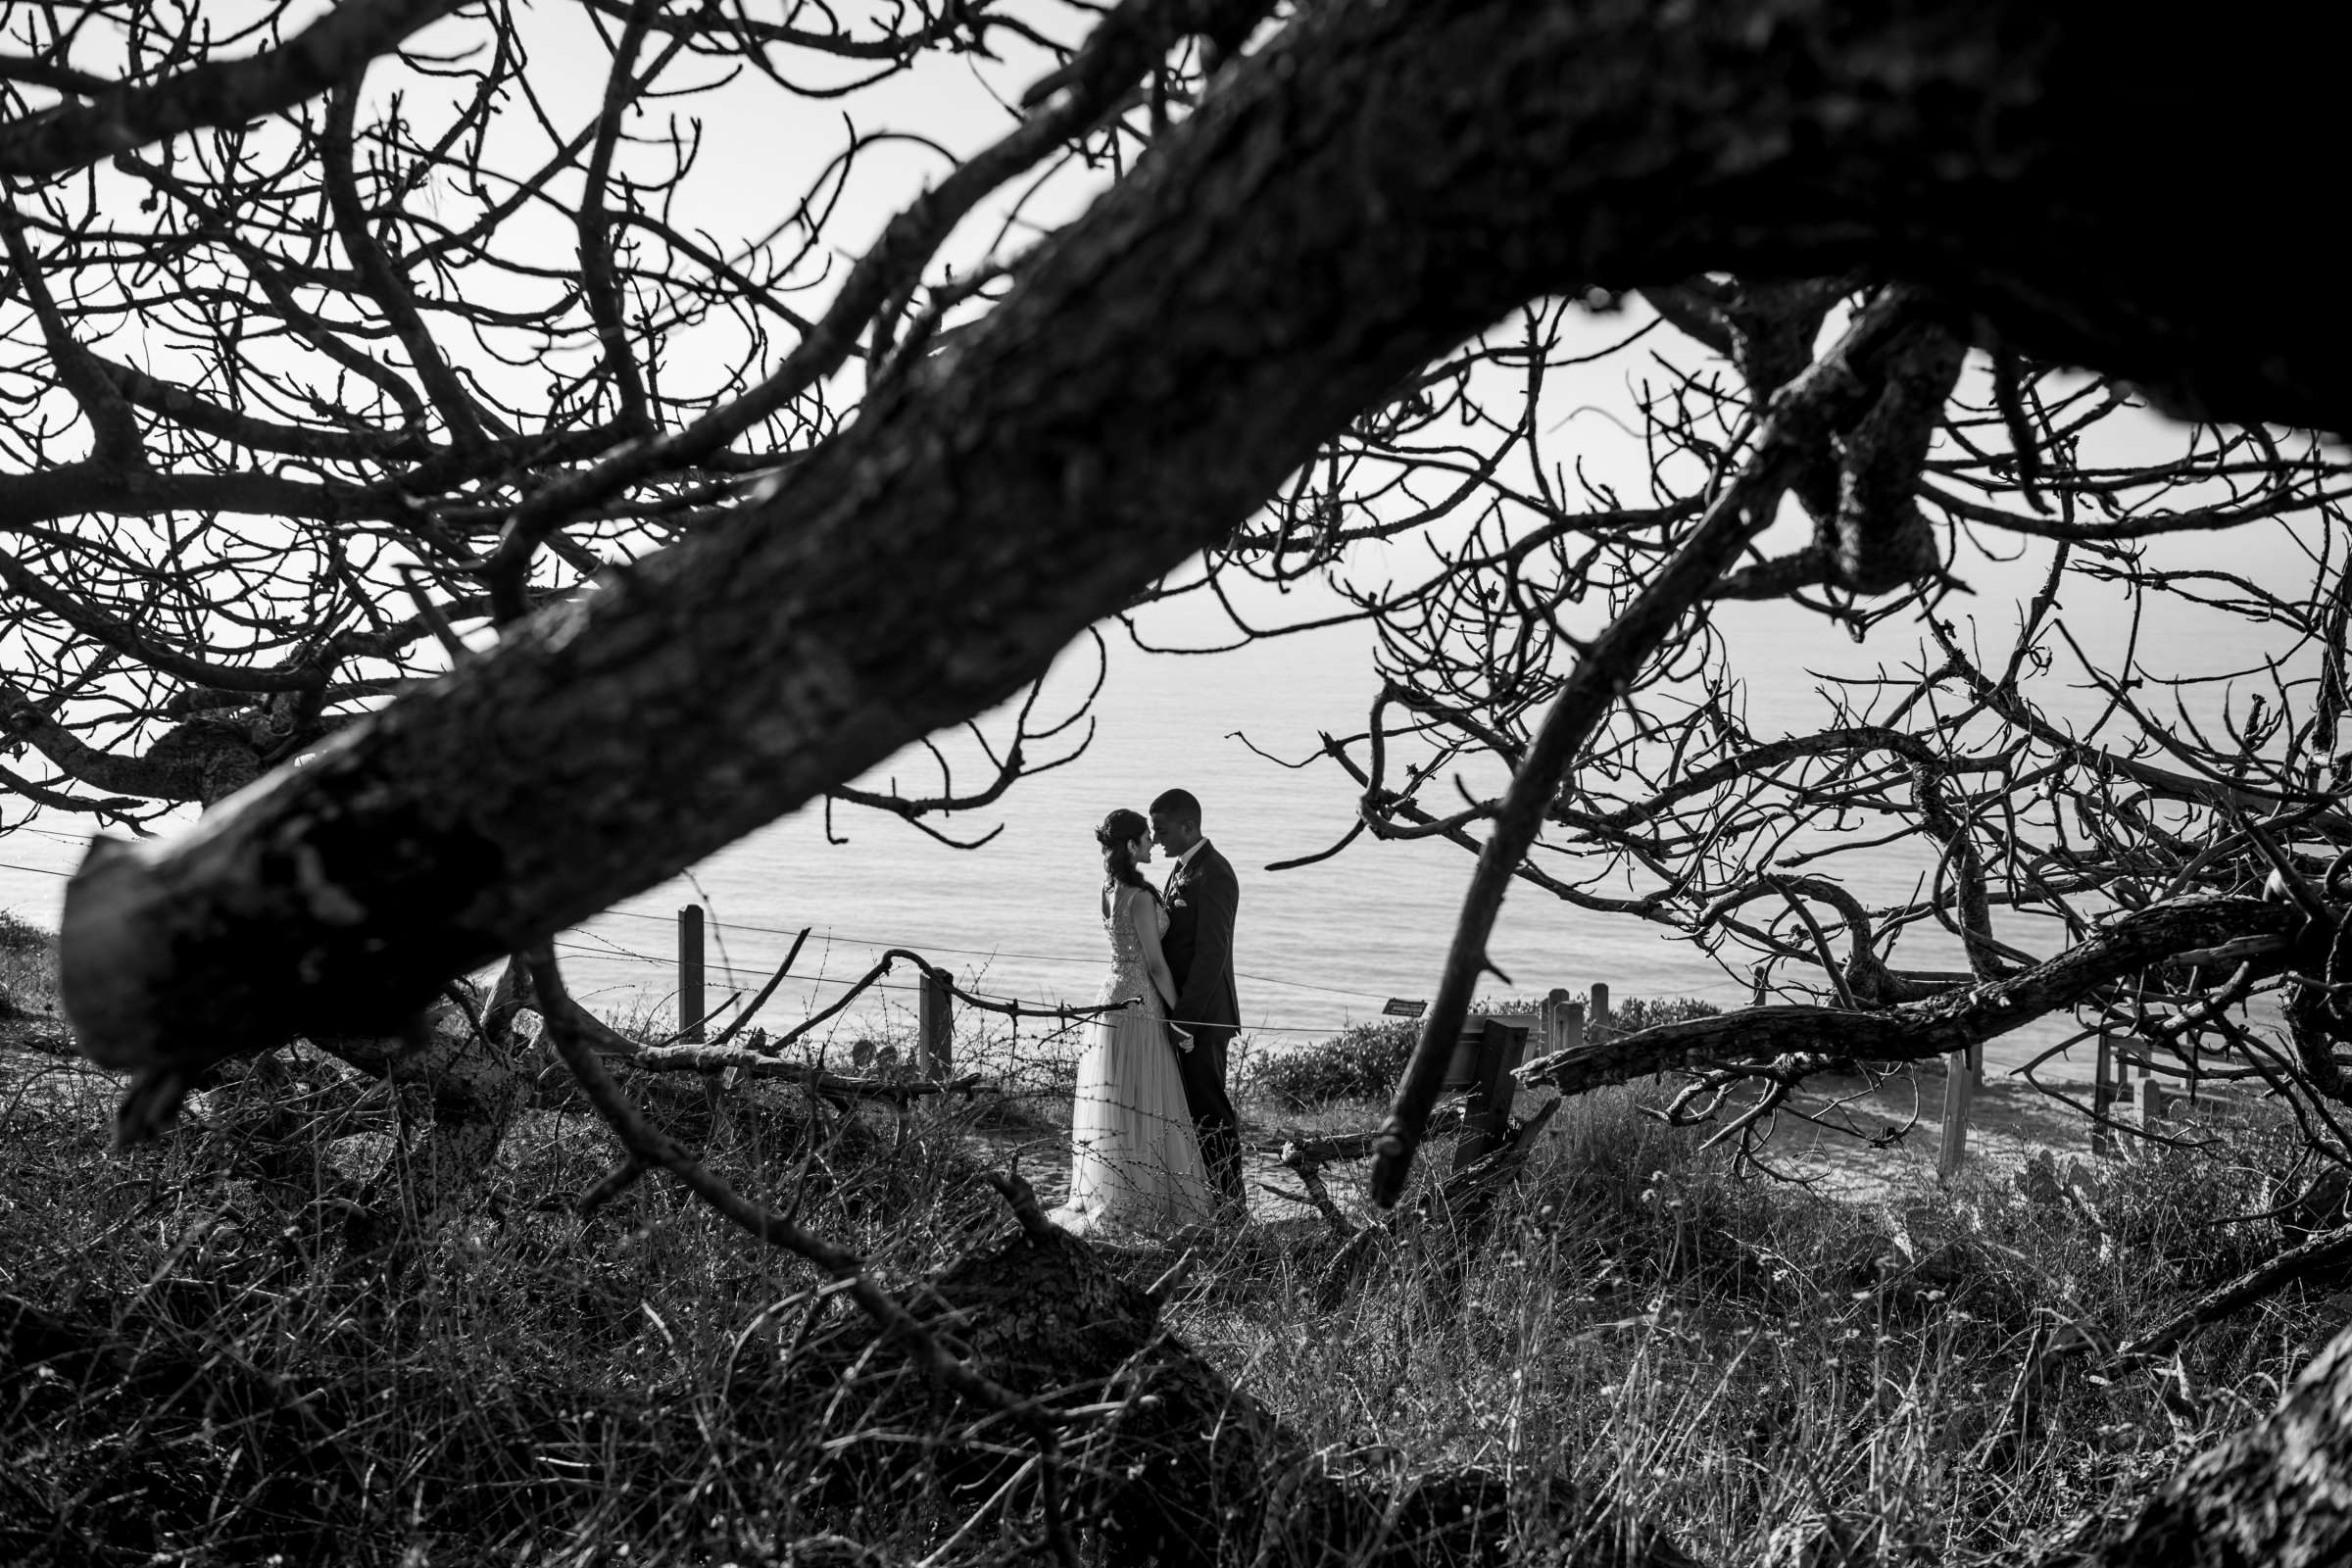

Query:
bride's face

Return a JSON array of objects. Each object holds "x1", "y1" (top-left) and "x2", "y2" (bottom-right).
[{"x1": 1129, "y1": 835, "x2": 1152, "y2": 864}]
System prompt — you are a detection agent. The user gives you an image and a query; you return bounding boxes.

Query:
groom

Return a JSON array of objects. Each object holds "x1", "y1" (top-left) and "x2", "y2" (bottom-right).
[{"x1": 1151, "y1": 788, "x2": 1247, "y2": 1221}]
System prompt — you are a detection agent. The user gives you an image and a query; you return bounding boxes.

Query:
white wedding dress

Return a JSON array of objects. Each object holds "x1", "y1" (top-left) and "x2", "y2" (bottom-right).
[{"x1": 1047, "y1": 885, "x2": 1216, "y2": 1238}]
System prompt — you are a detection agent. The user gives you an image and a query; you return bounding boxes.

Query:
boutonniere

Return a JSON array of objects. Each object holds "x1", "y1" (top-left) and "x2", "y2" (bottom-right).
[{"x1": 1169, "y1": 893, "x2": 1189, "y2": 908}]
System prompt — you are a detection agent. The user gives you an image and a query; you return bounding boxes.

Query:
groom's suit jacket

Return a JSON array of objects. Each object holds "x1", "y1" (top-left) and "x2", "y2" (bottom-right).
[{"x1": 1162, "y1": 840, "x2": 1240, "y2": 1037}]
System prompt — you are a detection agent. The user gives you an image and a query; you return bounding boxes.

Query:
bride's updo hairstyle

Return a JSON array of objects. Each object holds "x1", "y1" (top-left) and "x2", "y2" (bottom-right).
[{"x1": 1095, "y1": 808, "x2": 1159, "y2": 903}]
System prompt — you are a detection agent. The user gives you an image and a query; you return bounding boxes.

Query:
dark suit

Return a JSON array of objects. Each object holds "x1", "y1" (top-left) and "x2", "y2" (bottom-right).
[{"x1": 1162, "y1": 840, "x2": 1244, "y2": 1211}]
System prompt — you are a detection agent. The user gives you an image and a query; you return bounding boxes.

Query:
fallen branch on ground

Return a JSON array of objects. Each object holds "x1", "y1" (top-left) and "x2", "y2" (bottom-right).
[
  {"x1": 2060, "y1": 1216, "x2": 2352, "y2": 1367},
  {"x1": 514, "y1": 971, "x2": 986, "y2": 1102},
  {"x1": 621, "y1": 1042, "x2": 985, "y2": 1102},
  {"x1": 1255, "y1": 1104, "x2": 1465, "y2": 1168}
]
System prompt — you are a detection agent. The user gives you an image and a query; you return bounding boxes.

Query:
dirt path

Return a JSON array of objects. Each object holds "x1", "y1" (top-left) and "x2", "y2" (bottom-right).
[
  {"x1": 1762, "y1": 1068, "x2": 2096, "y2": 1200},
  {"x1": 1220, "y1": 1068, "x2": 2116, "y2": 1221}
]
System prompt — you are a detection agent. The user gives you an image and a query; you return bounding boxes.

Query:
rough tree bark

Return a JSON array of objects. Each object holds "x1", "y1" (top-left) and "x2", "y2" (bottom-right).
[
  {"x1": 56, "y1": 0, "x2": 2352, "y2": 1111},
  {"x1": 88, "y1": 745, "x2": 532, "y2": 1225},
  {"x1": 2030, "y1": 1328, "x2": 2352, "y2": 1568},
  {"x1": 0, "y1": 0, "x2": 464, "y2": 178},
  {"x1": 48, "y1": 744, "x2": 534, "y2": 1225}
]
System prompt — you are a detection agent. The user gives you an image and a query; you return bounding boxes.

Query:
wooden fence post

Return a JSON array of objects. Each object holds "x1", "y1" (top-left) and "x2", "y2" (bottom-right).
[
  {"x1": 677, "y1": 904, "x2": 706, "y2": 1043},
  {"x1": 1590, "y1": 982, "x2": 1610, "y2": 1035},
  {"x1": 1543, "y1": 987, "x2": 1585, "y2": 1057},
  {"x1": 1938, "y1": 1050, "x2": 1974, "y2": 1181},
  {"x1": 1448, "y1": 1016, "x2": 1530, "y2": 1171},
  {"x1": 918, "y1": 970, "x2": 953, "y2": 1081},
  {"x1": 2139, "y1": 1074, "x2": 2165, "y2": 1129},
  {"x1": 2091, "y1": 1030, "x2": 2115, "y2": 1157}
]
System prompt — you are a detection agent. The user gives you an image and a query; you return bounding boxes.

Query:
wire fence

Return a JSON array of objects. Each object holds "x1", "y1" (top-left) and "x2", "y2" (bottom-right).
[
  {"x1": 5, "y1": 824, "x2": 1400, "y2": 1100},
  {"x1": 583, "y1": 903, "x2": 1398, "y2": 1007},
  {"x1": 549, "y1": 904, "x2": 1401, "y2": 1105}
]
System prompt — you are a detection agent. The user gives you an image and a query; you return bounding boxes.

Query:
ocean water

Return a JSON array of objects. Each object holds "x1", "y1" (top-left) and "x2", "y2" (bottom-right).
[{"x1": 8, "y1": 561, "x2": 2299, "y2": 1089}]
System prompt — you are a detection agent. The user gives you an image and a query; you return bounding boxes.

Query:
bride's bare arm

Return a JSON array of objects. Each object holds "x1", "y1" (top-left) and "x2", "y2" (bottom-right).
[{"x1": 1124, "y1": 886, "x2": 1179, "y2": 1009}]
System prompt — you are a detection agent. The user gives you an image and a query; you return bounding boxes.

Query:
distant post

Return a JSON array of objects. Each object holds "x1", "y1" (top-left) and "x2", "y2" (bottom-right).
[
  {"x1": 1590, "y1": 982, "x2": 1611, "y2": 1035},
  {"x1": 2092, "y1": 1030, "x2": 2116, "y2": 1156},
  {"x1": 677, "y1": 905, "x2": 707, "y2": 1043},
  {"x1": 2138, "y1": 1074, "x2": 2165, "y2": 1129},
  {"x1": 1544, "y1": 987, "x2": 1571, "y2": 1053},
  {"x1": 918, "y1": 970, "x2": 953, "y2": 1080}
]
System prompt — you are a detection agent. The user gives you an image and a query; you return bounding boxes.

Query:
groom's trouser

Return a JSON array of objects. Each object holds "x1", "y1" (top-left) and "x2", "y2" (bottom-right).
[{"x1": 1176, "y1": 1026, "x2": 1246, "y2": 1212}]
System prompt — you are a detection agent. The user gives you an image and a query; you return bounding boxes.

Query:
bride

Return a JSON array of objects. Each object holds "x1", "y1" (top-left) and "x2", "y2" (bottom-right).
[{"x1": 1047, "y1": 808, "x2": 1217, "y2": 1238}]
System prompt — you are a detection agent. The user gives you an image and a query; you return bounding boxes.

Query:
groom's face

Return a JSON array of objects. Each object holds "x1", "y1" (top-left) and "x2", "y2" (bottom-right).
[{"x1": 1151, "y1": 811, "x2": 1197, "y2": 857}]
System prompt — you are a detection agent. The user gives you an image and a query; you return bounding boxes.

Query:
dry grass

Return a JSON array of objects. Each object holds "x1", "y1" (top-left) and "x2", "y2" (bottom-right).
[
  {"x1": 1180, "y1": 1085, "x2": 2325, "y2": 1564},
  {"x1": 1, "y1": 949, "x2": 2339, "y2": 1565},
  {"x1": 0, "y1": 1018, "x2": 1020, "y2": 1564}
]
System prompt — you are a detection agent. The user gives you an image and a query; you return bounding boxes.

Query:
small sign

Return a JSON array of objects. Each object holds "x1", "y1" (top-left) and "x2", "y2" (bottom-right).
[{"x1": 1383, "y1": 998, "x2": 1427, "y2": 1019}]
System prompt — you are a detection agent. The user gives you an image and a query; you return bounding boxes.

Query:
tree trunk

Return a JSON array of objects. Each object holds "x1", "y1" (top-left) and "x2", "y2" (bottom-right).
[{"x1": 57, "y1": 1, "x2": 2352, "y2": 1102}]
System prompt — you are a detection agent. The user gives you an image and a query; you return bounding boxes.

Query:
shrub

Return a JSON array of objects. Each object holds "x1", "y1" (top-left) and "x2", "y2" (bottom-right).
[
  {"x1": 0, "y1": 907, "x2": 48, "y2": 954},
  {"x1": 1591, "y1": 994, "x2": 1722, "y2": 1043},
  {"x1": 0, "y1": 908, "x2": 55, "y2": 1020},
  {"x1": 1249, "y1": 1017, "x2": 1421, "y2": 1110}
]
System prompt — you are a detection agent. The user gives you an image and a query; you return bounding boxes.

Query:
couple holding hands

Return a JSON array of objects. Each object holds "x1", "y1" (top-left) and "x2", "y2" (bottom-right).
[{"x1": 1046, "y1": 789, "x2": 1248, "y2": 1237}]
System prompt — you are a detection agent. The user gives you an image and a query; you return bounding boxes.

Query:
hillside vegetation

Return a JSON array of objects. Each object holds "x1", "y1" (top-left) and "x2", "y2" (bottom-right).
[{"x1": 0, "y1": 928, "x2": 2334, "y2": 1565}]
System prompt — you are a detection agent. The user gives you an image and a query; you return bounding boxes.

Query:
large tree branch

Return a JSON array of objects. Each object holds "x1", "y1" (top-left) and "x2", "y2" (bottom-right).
[
  {"x1": 1516, "y1": 894, "x2": 2296, "y2": 1099},
  {"x1": 580, "y1": 0, "x2": 999, "y2": 62},
  {"x1": 1563, "y1": 726, "x2": 1945, "y2": 833},
  {"x1": 0, "y1": 460, "x2": 402, "y2": 527},
  {"x1": 0, "y1": 759, "x2": 142, "y2": 815},
  {"x1": 90, "y1": 355, "x2": 416, "y2": 463},
  {"x1": 51, "y1": 0, "x2": 2352, "y2": 1102},
  {"x1": 2, "y1": 678, "x2": 214, "y2": 803},
  {"x1": 0, "y1": 0, "x2": 463, "y2": 178},
  {"x1": 0, "y1": 203, "x2": 145, "y2": 466}
]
